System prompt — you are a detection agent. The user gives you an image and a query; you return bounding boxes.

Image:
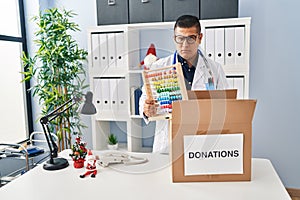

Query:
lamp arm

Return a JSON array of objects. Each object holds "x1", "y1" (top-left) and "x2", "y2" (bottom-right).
[
  {"x1": 39, "y1": 96, "x2": 81, "y2": 163},
  {"x1": 48, "y1": 102, "x2": 77, "y2": 122},
  {"x1": 43, "y1": 98, "x2": 74, "y2": 120}
]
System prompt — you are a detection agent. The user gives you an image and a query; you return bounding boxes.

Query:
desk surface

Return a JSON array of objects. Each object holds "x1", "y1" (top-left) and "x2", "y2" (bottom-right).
[{"x1": 0, "y1": 150, "x2": 291, "y2": 200}]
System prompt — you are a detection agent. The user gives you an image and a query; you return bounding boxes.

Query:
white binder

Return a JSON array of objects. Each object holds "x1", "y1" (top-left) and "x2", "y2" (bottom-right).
[
  {"x1": 117, "y1": 78, "x2": 127, "y2": 111},
  {"x1": 115, "y1": 32, "x2": 126, "y2": 69},
  {"x1": 205, "y1": 28, "x2": 215, "y2": 60},
  {"x1": 107, "y1": 33, "x2": 116, "y2": 69},
  {"x1": 93, "y1": 78, "x2": 103, "y2": 112},
  {"x1": 235, "y1": 27, "x2": 245, "y2": 65},
  {"x1": 99, "y1": 34, "x2": 108, "y2": 73},
  {"x1": 101, "y1": 78, "x2": 110, "y2": 110},
  {"x1": 234, "y1": 77, "x2": 244, "y2": 99},
  {"x1": 214, "y1": 28, "x2": 225, "y2": 65},
  {"x1": 226, "y1": 77, "x2": 234, "y2": 89},
  {"x1": 91, "y1": 34, "x2": 100, "y2": 70},
  {"x1": 109, "y1": 78, "x2": 119, "y2": 111},
  {"x1": 130, "y1": 86, "x2": 136, "y2": 115},
  {"x1": 225, "y1": 27, "x2": 235, "y2": 65}
]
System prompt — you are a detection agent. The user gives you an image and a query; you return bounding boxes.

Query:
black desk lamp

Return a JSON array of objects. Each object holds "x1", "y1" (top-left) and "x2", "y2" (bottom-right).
[{"x1": 40, "y1": 91, "x2": 96, "y2": 170}]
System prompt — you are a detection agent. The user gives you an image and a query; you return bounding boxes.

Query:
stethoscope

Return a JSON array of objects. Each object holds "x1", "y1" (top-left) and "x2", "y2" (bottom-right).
[{"x1": 172, "y1": 49, "x2": 215, "y2": 90}]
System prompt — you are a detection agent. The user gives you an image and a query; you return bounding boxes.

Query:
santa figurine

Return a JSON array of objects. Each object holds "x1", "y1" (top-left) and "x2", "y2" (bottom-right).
[
  {"x1": 80, "y1": 150, "x2": 99, "y2": 178},
  {"x1": 140, "y1": 43, "x2": 158, "y2": 70}
]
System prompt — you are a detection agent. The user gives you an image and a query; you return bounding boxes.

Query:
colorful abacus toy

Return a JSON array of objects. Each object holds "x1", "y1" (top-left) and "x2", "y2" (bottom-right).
[{"x1": 142, "y1": 62, "x2": 188, "y2": 118}]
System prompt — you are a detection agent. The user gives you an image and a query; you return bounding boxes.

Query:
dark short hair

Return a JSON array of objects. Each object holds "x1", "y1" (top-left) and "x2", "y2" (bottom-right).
[{"x1": 174, "y1": 15, "x2": 201, "y2": 33}]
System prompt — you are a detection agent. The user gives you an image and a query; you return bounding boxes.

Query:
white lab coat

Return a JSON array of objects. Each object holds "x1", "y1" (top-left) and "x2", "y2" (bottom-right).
[{"x1": 139, "y1": 52, "x2": 228, "y2": 153}]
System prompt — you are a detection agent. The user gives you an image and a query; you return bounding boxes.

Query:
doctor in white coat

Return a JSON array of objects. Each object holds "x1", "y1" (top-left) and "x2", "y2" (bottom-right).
[{"x1": 139, "y1": 15, "x2": 228, "y2": 153}]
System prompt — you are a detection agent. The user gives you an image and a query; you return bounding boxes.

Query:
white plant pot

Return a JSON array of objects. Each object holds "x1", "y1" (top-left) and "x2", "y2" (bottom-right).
[{"x1": 107, "y1": 143, "x2": 118, "y2": 150}]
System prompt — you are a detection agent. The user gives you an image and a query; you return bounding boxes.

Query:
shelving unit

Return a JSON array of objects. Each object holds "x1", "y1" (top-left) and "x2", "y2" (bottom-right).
[{"x1": 87, "y1": 17, "x2": 251, "y2": 152}]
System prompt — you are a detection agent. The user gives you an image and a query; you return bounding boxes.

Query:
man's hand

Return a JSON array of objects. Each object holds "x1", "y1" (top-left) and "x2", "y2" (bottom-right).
[{"x1": 143, "y1": 99, "x2": 157, "y2": 117}]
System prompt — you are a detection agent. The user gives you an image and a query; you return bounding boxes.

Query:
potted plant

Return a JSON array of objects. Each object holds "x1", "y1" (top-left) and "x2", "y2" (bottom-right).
[
  {"x1": 107, "y1": 134, "x2": 118, "y2": 150},
  {"x1": 21, "y1": 8, "x2": 88, "y2": 151},
  {"x1": 69, "y1": 137, "x2": 87, "y2": 168}
]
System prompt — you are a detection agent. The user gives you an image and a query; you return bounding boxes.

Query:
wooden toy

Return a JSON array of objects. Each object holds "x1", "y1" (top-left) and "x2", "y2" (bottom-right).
[{"x1": 142, "y1": 62, "x2": 188, "y2": 120}]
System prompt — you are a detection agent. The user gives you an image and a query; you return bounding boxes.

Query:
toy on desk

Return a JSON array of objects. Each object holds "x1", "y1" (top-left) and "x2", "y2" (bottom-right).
[
  {"x1": 142, "y1": 62, "x2": 188, "y2": 118},
  {"x1": 70, "y1": 137, "x2": 88, "y2": 169},
  {"x1": 79, "y1": 150, "x2": 99, "y2": 178},
  {"x1": 98, "y1": 152, "x2": 148, "y2": 167},
  {"x1": 139, "y1": 43, "x2": 159, "y2": 70}
]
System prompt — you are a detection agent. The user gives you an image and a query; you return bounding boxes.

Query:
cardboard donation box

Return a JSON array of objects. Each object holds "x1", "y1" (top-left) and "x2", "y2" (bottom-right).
[{"x1": 171, "y1": 97, "x2": 256, "y2": 182}]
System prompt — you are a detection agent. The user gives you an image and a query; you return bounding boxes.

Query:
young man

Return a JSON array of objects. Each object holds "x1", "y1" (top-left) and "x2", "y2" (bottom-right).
[{"x1": 139, "y1": 15, "x2": 228, "y2": 153}]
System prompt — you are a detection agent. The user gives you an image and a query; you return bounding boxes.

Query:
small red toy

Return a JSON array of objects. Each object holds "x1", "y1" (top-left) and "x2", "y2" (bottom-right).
[
  {"x1": 80, "y1": 150, "x2": 99, "y2": 178},
  {"x1": 140, "y1": 43, "x2": 158, "y2": 70}
]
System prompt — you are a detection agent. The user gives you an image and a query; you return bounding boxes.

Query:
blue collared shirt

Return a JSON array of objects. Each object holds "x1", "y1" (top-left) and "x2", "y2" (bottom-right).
[{"x1": 177, "y1": 54, "x2": 197, "y2": 90}]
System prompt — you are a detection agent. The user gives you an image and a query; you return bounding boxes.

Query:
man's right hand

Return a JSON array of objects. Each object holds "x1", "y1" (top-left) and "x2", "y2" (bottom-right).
[{"x1": 143, "y1": 99, "x2": 157, "y2": 118}]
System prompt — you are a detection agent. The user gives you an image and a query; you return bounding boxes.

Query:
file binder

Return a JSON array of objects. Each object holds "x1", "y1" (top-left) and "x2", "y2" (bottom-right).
[
  {"x1": 109, "y1": 78, "x2": 118, "y2": 111},
  {"x1": 93, "y1": 78, "x2": 103, "y2": 111},
  {"x1": 235, "y1": 27, "x2": 245, "y2": 65},
  {"x1": 214, "y1": 28, "x2": 225, "y2": 65},
  {"x1": 115, "y1": 32, "x2": 126, "y2": 69},
  {"x1": 130, "y1": 86, "x2": 136, "y2": 115},
  {"x1": 99, "y1": 34, "x2": 108, "y2": 73},
  {"x1": 234, "y1": 77, "x2": 244, "y2": 99},
  {"x1": 91, "y1": 34, "x2": 100, "y2": 70},
  {"x1": 101, "y1": 78, "x2": 110, "y2": 110},
  {"x1": 205, "y1": 28, "x2": 215, "y2": 60},
  {"x1": 226, "y1": 77, "x2": 234, "y2": 89},
  {"x1": 225, "y1": 77, "x2": 245, "y2": 99},
  {"x1": 225, "y1": 27, "x2": 235, "y2": 65},
  {"x1": 117, "y1": 77, "x2": 127, "y2": 111},
  {"x1": 107, "y1": 33, "x2": 116, "y2": 69}
]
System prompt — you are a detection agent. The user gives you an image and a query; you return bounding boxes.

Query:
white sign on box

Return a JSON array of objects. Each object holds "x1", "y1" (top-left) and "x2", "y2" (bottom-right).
[{"x1": 184, "y1": 134, "x2": 244, "y2": 176}]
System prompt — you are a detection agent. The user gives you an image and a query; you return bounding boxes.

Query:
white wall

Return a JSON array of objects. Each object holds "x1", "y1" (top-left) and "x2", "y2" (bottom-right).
[{"x1": 240, "y1": 0, "x2": 300, "y2": 188}]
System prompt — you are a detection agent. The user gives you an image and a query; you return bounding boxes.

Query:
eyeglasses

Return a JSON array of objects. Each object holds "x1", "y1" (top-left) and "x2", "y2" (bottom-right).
[{"x1": 174, "y1": 34, "x2": 199, "y2": 44}]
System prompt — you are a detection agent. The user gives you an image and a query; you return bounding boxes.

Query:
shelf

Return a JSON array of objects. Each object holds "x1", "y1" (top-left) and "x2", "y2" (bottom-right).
[
  {"x1": 129, "y1": 69, "x2": 144, "y2": 74},
  {"x1": 130, "y1": 115, "x2": 143, "y2": 119},
  {"x1": 92, "y1": 73, "x2": 127, "y2": 78},
  {"x1": 95, "y1": 116, "x2": 129, "y2": 122}
]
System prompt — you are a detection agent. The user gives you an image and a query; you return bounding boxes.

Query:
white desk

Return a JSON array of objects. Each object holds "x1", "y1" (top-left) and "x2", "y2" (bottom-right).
[{"x1": 0, "y1": 150, "x2": 291, "y2": 200}]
